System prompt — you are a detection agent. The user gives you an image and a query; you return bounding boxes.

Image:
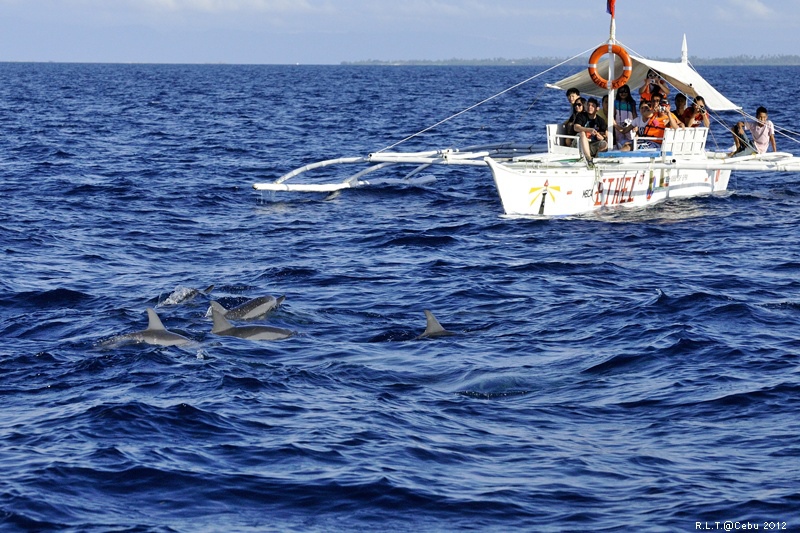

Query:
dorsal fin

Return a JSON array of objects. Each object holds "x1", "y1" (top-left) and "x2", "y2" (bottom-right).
[
  {"x1": 146, "y1": 308, "x2": 167, "y2": 331},
  {"x1": 423, "y1": 309, "x2": 447, "y2": 336},
  {"x1": 210, "y1": 303, "x2": 234, "y2": 333},
  {"x1": 209, "y1": 300, "x2": 229, "y2": 315}
]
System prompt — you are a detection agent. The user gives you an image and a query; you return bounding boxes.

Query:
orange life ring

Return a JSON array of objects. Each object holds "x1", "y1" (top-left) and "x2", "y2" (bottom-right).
[{"x1": 587, "y1": 44, "x2": 632, "y2": 90}]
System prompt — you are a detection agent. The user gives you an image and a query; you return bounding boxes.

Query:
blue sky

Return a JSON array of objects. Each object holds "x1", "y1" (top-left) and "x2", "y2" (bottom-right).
[{"x1": 0, "y1": 0, "x2": 796, "y2": 64}]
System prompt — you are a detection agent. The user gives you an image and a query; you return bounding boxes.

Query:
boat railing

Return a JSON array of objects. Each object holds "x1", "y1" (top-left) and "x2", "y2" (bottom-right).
[
  {"x1": 545, "y1": 123, "x2": 711, "y2": 162},
  {"x1": 660, "y1": 127, "x2": 708, "y2": 156},
  {"x1": 546, "y1": 124, "x2": 580, "y2": 155},
  {"x1": 630, "y1": 133, "x2": 663, "y2": 151},
  {"x1": 629, "y1": 127, "x2": 708, "y2": 155}
]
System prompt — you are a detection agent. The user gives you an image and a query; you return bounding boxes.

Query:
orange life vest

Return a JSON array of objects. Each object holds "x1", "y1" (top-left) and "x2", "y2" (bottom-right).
[
  {"x1": 643, "y1": 114, "x2": 668, "y2": 141},
  {"x1": 640, "y1": 85, "x2": 655, "y2": 102}
]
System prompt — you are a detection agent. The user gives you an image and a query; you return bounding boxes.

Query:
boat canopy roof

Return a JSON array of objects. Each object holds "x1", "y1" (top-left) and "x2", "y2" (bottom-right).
[{"x1": 551, "y1": 46, "x2": 740, "y2": 112}]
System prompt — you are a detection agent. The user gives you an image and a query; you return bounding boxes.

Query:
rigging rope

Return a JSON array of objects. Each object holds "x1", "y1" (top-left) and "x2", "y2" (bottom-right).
[
  {"x1": 736, "y1": 110, "x2": 800, "y2": 147},
  {"x1": 375, "y1": 46, "x2": 598, "y2": 154},
  {"x1": 652, "y1": 59, "x2": 800, "y2": 153},
  {"x1": 376, "y1": 44, "x2": 800, "y2": 155}
]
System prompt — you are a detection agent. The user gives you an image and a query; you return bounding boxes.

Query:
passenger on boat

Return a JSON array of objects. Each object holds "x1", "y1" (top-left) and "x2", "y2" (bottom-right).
[
  {"x1": 650, "y1": 94, "x2": 684, "y2": 129},
  {"x1": 674, "y1": 93, "x2": 688, "y2": 123},
  {"x1": 566, "y1": 87, "x2": 580, "y2": 105},
  {"x1": 683, "y1": 96, "x2": 711, "y2": 128},
  {"x1": 729, "y1": 121, "x2": 754, "y2": 157},
  {"x1": 561, "y1": 88, "x2": 582, "y2": 146},
  {"x1": 561, "y1": 87, "x2": 581, "y2": 141},
  {"x1": 612, "y1": 84, "x2": 638, "y2": 149},
  {"x1": 638, "y1": 69, "x2": 670, "y2": 102},
  {"x1": 563, "y1": 99, "x2": 585, "y2": 147},
  {"x1": 573, "y1": 97, "x2": 608, "y2": 161},
  {"x1": 598, "y1": 94, "x2": 609, "y2": 122},
  {"x1": 617, "y1": 99, "x2": 679, "y2": 150},
  {"x1": 738, "y1": 106, "x2": 776, "y2": 153}
]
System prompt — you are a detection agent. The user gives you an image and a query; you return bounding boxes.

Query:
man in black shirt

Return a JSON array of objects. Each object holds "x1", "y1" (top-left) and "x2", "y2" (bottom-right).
[{"x1": 572, "y1": 97, "x2": 608, "y2": 163}]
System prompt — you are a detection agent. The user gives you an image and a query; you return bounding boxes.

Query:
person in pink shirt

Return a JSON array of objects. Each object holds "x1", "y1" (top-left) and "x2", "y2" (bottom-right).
[{"x1": 735, "y1": 106, "x2": 777, "y2": 153}]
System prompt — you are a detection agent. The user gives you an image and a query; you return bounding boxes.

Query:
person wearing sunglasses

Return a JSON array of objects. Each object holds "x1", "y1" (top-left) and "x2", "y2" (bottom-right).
[
  {"x1": 612, "y1": 84, "x2": 638, "y2": 149},
  {"x1": 639, "y1": 69, "x2": 670, "y2": 102},
  {"x1": 563, "y1": 98, "x2": 586, "y2": 147}
]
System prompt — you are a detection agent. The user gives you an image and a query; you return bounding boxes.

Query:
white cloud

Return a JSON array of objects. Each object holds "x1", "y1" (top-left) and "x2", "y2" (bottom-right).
[
  {"x1": 138, "y1": 0, "x2": 314, "y2": 12},
  {"x1": 723, "y1": 0, "x2": 774, "y2": 18},
  {"x1": 0, "y1": 0, "x2": 798, "y2": 63}
]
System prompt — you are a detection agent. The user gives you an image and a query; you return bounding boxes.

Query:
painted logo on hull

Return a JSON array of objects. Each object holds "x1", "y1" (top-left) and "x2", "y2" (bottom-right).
[
  {"x1": 592, "y1": 172, "x2": 661, "y2": 206},
  {"x1": 529, "y1": 179, "x2": 561, "y2": 207},
  {"x1": 594, "y1": 174, "x2": 637, "y2": 206}
]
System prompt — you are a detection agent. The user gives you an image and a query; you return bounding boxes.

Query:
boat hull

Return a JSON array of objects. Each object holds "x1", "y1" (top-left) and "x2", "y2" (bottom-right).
[{"x1": 487, "y1": 157, "x2": 731, "y2": 216}]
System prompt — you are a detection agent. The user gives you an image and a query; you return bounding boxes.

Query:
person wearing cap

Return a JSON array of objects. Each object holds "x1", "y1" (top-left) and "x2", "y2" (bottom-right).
[
  {"x1": 617, "y1": 99, "x2": 679, "y2": 150},
  {"x1": 650, "y1": 94, "x2": 684, "y2": 130}
]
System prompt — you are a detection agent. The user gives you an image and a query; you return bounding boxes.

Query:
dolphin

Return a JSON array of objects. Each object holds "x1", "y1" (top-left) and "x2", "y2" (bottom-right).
[
  {"x1": 210, "y1": 304, "x2": 294, "y2": 341},
  {"x1": 207, "y1": 295, "x2": 285, "y2": 321},
  {"x1": 160, "y1": 284, "x2": 214, "y2": 306},
  {"x1": 417, "y1": 310, "x2": 455, "y2": 339},
  {"x1": 106, "y1": 308, "x2": 192, "y2": 347}
]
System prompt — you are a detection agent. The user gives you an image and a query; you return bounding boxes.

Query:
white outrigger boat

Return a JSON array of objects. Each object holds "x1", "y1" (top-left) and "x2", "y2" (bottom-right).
[{"x1": 255, "y1": 4, "x2": 800, "y2": 217}]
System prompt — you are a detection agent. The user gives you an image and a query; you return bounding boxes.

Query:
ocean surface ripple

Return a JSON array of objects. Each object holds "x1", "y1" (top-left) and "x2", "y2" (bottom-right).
[{"x1": 0, "y1": 63, "x2": 798, "y2": 532}]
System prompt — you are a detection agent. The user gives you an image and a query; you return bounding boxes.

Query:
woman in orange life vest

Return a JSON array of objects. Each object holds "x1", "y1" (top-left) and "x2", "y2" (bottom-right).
[
  {"x1": 638, "y1": 69, "x2": 670, "y2": 102},
  {"x1": 683, "y1": 95, "x2": 711, "y2": 128},
  {"x1": 650, "y1": 94, "x2": 684, "y2": 130},
  {"x1": 617, "y1": 99, "x2": 680, "y2": 151}
]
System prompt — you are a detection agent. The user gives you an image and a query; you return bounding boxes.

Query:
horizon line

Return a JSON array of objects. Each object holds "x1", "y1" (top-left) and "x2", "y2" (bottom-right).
[{"x1": 2, "y1": 54, "x2": 800, "y2": 67}]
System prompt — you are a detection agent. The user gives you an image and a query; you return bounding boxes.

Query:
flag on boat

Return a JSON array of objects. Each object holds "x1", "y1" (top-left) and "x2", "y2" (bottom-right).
[{"x1": 607, "y1": 0, "x2": 615, "y2": 17}]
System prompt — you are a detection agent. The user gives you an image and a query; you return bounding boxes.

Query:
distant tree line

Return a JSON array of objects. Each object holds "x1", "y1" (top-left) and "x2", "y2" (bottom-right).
[
  {"x1": 688, "y1": 55, "x2": 800, "y2": 66},
  {"x1": 342, "y1": 55, "x2": 800, "y2": 66}
]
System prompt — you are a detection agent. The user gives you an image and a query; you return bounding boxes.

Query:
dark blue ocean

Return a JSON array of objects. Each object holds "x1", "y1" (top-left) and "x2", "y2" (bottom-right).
[{"x1": 0, "y1": 62, "x2": 798, "y2": 532}]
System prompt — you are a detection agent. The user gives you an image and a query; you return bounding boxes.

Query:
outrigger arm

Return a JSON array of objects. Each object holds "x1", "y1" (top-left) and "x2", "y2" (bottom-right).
[{"x1": 253, "y1": 143, "x2": 544, "y2": 193}]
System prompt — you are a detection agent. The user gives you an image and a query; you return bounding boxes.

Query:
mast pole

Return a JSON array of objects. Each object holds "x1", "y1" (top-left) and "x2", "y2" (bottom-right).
[{"x1": 607, "y1": 3, "x2": 616, "y2": 150}]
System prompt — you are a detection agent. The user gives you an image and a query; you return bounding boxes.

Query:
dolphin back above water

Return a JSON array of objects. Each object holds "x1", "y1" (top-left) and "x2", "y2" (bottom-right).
[
  {"x1": 210, "y1": 304, "x2": 294, "y2": 341},
  {"x1": 418, "y1": 310, "x2": 455, "y2": 339},
  {"x1": 159, "y1": 284, "x2": 214, "y2": 306},
  {"x1": 207, "y1": 295, "x2": 285, "y2": 321},
  {"x1": 105, "y1": 308, "x2": 193, "y2": 347}
]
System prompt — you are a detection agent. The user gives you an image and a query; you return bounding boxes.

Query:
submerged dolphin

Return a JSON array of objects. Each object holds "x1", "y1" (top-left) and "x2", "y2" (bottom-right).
[
  {"x1": 417, "y1": 310, "x2": 455, "y2": 339},
  {"x1": 210, "y1": 304, "x2": 294, "y2": 341},
  {"x1": 106, "y1": 308, "x2": 192, "y2": 347},
  {"x1": 160, "y1": 284, "x2": 214, "y2": 306},
  {"x1": 207, "y1": 295, "x2": 285, "y2": 321}
]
